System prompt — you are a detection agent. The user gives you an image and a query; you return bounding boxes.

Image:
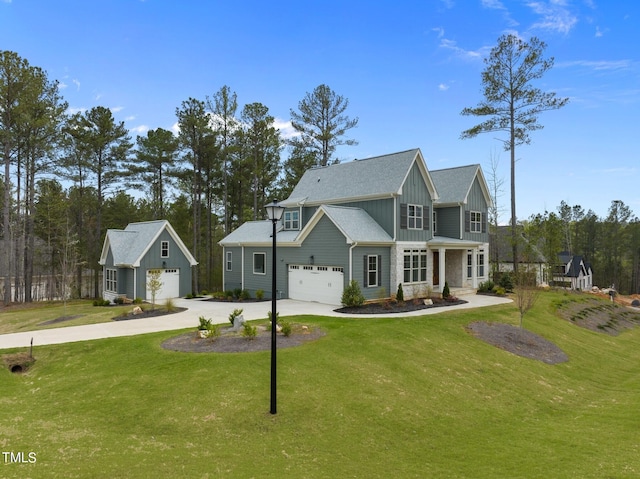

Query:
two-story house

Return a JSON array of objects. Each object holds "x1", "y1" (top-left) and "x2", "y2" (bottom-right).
[
  {"x1": 219, "y1": 148, "x2": 491, "y2": 304},
  {"x1": 553, "y1": 252, "x2": 593, "y2": 291}
]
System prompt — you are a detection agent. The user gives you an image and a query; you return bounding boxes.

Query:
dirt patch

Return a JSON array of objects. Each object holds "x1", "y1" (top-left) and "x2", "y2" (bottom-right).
[
  {"x1": 39, "y1": 315, "x2": 84, "y2": 326},
  {"x1": 161, "y1": 325, "x2": 326, "y2": 353},
  {"x1": 336, "y1": 298, "x2": 468, "y2": 315},
  {"x1": 556, "y1": 296, "x2": 640, "y2": 335},
  {"x1": 113, "y1": 307, "x2": 187, "y2": 321},
  {"x1": 2, "y1": 352, "x2": 36, "y2": 373},
  {"x1": 466, "y1": 322, "x2": 569, "y2": 364}
]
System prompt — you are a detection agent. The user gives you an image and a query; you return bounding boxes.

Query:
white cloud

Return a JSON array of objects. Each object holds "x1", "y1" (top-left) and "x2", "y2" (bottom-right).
[
  {"x1": 66, "y1": 107, "x2": 87, "y2": 115},
  {"x1": 558, "y1": 59, "x2": 632, "y2": 71},
  {"x1": 72, "y1": 79, "x2": 80, "y2": 91},
  {"x1": 526, "y1": 0, "x2": 578, "y2": 34},
  {"x1": 58, "y1": 81, "x2": 68, "y2": 90},
  {"x1": 274, "y1": 118, "x2": 299, "y2": 140},
  {"x1": 439, "y1": 38, "x2": 490, "y2": 60},
  {"x1": 481, "y1": 0, "x2": 505, "y2": 10},
  {"x1": 130, "y1": 125, "x2": 149, "y2": 134},
  {"x1": 125, "y1": 115, "x2": 136, "y2": 121},
  {"x1": 438, "y1": 83, "x2": 450, "y2": 91},
  {"x1": 171, "y1": 122, "x2": 180, "y2": 135},
  {"x1": 110, "y1": 106, "x2": 124, "y2": 113},
  {"x1": 432, "y1": 27, "x2": 445, "y2": 38}
]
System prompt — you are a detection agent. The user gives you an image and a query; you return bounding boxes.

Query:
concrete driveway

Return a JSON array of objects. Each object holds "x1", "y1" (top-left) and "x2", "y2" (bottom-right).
[{"x1": 0, "y1": 295, "x2": 511, "y2": 351}]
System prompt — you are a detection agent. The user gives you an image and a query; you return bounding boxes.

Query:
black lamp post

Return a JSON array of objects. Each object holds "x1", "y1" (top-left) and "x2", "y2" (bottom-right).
[{"x1": 265, "y1": 200, "x2": 285, "y2": 414}]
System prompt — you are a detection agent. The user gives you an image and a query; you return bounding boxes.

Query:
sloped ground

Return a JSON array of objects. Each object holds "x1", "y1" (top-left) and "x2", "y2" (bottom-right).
[{"x1": 555, "y1": 294, "x2": 640, "y2": 335}]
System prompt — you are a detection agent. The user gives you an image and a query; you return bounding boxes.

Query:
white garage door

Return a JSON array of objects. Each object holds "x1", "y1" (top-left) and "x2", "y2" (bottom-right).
[
  {"x1": 146, "y1": 268, "x2": 180, "y2": 301},
  {"x1": 288, "y1": 265, "x2": 344, "y2": 305}
]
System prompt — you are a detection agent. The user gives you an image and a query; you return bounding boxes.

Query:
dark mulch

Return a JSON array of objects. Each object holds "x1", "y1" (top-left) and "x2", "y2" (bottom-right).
[
  {"x1": 161, "y1": 325, "x2": 326, "y2": 353},
  {"x1": 466, "y1": 322, "x2": 569, "y2": 364},
  {"x1": 335, "y1": 298, "x2": 467, "y2": 315},
  {"x1": 39, "y1": 314, "x2": 84, "y2": 325},
  {"x1": 113, "y1": 307, "x2": 187, "y2": 321},
  {"x1": 555, "y1": 296, "x2": 640, "y2": 336}
]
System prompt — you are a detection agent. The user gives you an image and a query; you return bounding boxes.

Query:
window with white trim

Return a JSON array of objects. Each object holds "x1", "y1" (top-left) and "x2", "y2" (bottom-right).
[
  {"x1": 477, "y1": 249, "x2": 485, "y2": 277},
  {"x1": 433, "y1": 210, "x2": 437, "y2": 234},
  {"x1": 106, "y1": 268, "x2": 117, "y2": 293},
  {"x1": 367, "y1": 255, "x2": 379, "y2": 287},
  {"x1": 161, "y1": 240, "x2": 169, "y2": 258},
  {"x1": 283, "y1": 210, "x2": 299, "y2": 230},
  {"x1": 403, "y1": 249, "x2": 427, "y2": 283},
  {"x1": 253, "y1": 252, "x2": 266, "y2": 275},
  {"x1": 226, "y1": 251, "x2": 232, "y2": 271},
  {"x1": 467, "y1": 249, "x2": 486, "y2": 278},
  {"x1": 408, "y1": 204, "x2": 423, "y2": 229},
  {"x1": 470, "y1": 211, "x2": 482, "y2": 233}
]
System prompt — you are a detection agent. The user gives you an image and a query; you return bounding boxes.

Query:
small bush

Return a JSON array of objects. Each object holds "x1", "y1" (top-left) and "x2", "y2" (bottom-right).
[
  {"x1": 206, "y1": 323, "x2": 220, "y2": 341},
  {"x1": 93, "y1": 299, "x2": 111, "y2": 307},
  {"x1": 198, "y1": 316, "x2": 212, "y2": 330},
  {"x1": 280, "y1": 320, "x2": 292, "y2": 337},
  {"x1": 185, "y1": 293, "x2": 194, "y2": 299},
  {"x1": 442, "y1": 281, "x2": 451, "y2": 299},
  {"x1": 478, "y1": 281, "x2": 495, "y2": 293},
  {"x1": 494, "y1": 286, "x2": 506, "y2": 296},
  {"x1": 267, "y1": 310, "x2": 279, "y2": 323},
  {"x1": 256, "y1": 289, "x2": 264, "y2": 300},
  {"x1": 239, "y1": 289, "x2": 251, "y2": 301},
  {"x1": 498, "y1": 272, "x2": 514, "y2": 292},
  {"x1": 396, "y1": 284, "x2": 404, "y2": 303},
  {"x1": 164, "y1": 297, "x2": 176, "y2": 312},
  {"x1": 133, "y1": 297, "x2": 143, "y2": 304},
  {"x1": 341, "y1": 280, "x2": 365, "y2": 307},
  {"x1": 229, "y1": 308, "x2": 244, "y2": 326},
  {"x1": 113, "y1": 296, "x2": 125, "y2": 305},
  {"x1": 241, "y1": 322, "x2": 257, "y2": 339},
  {"x1": 233, "y1": 288, "x2": 243, "y2": 300}
]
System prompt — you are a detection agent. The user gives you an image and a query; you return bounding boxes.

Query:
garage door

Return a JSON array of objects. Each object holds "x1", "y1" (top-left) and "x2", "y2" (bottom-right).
[
  {"x1": 288, "y1": 265, "x2": 344, "y2": 305},
  {"x1": 146, "y1": 268, "x2": 180, "y2": 301}
]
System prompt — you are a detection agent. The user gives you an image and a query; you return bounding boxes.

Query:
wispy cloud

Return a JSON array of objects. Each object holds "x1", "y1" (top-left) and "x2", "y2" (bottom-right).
[
  {"x1": 438, "y1": 83, "x2": 450, "y2": 91},
  {"x1": 111, "y1": 106, "x2": 124, "y2": 113},
  {"x1": 66, "y1": 107, "x2": 87, "y2": 115},
  {"x1": 125, "y1": 115, "x2": 136, "y2": 122},
  {"x1": 439, "y1": 38, "x2": 490, "y2": 60},
  {"x1": 558, "y1": 59, "x2": 633, "y2": 71},
  {"x1": 130, "y1": 125, "x2": 149, "y2": 134},
  {"x1": 72, "y1": 79, "x2": 80, "y2": 90},
  {"x1": 526, "y1": 0, "x2": 578, "y2": 34}
]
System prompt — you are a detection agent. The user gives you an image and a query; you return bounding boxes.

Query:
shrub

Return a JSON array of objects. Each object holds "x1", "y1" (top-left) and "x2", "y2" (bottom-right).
[
  {"x1": 498, "y1": 272, "x2": 514, "y2": 292},
  {"x1": 206, "y1": 323, "x2": 220, "y2": 341},
  {"x1": 185, "y1": 293, "x2": 194, "y2": 299},
  {"x1": 164, "y1": 297, "x2": 176, "y2": 312},
  {"x1": 239, "y1": 289, "x2": 251, "y2": 301},
  {"x1": 256, "y1": 289, "x2": 264, "y2": 300},
  {"x1": 280, "y1": 320, "x2": 292, "y2": 337},
  {"x1": 494, "y1": 286, "x2": 506, "y2": 296},
  {"x1": 233, "y1": 288, "x2": 243, "y2": 300},
  {"x1": 241, "y1": 322, "x2": 257, "y2": 339},
  {"x1": 113, "y1": 296, "x2": 125, "y2": 305},
  {"x1": 229, "y1": 308, "x2": 244, "y2": 326},
  {"x1": 267, "y1": 310, "x2": 279, "y2": 323},
  {"x1": 93, "y1": 299, "x2": 111, "y2": 307},
  {"x1": 478, "y1": 281, "x2": 495, "y2": 293},
  {"x1": 396, "y1": 283, "x2": 404, "y2": 303},
  {"x1": 341, "y1": 280, "x2": 365, "y2": 307},
  {"x1": 442, "y1": 281, "x2": 451, "y2": 299},
  {"x1": 133, "y1": 297, "x2": 143, "y2": 304},
  {"x1": 198, "y1": 316, "x2": 212, "y2": 331}
]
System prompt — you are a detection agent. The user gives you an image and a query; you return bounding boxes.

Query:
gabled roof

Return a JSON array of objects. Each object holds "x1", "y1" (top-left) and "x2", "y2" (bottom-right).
[
  {"x1": 99, "y1": 220, "x2": 198, "y2": 267},
  {"x1": 218, "y1": 205, "x2": 393, "y2": 246},
  {"x1": 430, "y1": 164, "x2": 492, "y2": 207},
  {"x1": 281, "y1": 149, "x2": 438, "y2": 206},
  {"x1": 299, "y1": 205, "x2": 393, "y2": 245}
]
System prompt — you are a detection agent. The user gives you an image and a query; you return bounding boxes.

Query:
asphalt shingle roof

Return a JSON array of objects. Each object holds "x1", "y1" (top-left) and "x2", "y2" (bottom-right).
[{"x1": 430, "y1": 164, "x2": 480, "y2": 205}]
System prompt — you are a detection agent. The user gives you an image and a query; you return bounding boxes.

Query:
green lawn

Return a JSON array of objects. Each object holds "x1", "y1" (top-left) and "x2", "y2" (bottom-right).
[{"x1": 2, "y1": 291, "x2": 640, "y2": 478}]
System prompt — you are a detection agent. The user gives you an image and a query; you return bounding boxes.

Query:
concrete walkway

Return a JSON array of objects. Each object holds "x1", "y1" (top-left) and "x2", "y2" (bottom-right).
[{"x1": 0, "y1": 294, "x2": 511, "y2": 351}]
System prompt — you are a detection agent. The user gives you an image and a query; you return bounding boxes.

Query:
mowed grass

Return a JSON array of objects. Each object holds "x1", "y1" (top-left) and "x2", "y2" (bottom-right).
[
  {"x1": 0, "y1": 300, "x2": 134, "y2": 334},
  {"x1": 2, "y1": 291, "x2": 640, "y2": 478}
]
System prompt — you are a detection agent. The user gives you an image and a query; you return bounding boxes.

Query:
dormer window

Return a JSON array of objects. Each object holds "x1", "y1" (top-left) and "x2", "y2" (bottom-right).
[
  {"x1": 161, "y1": 241, "x2": 169, "y2": 258},
  {"x1": 283, "y1": 210, "x2": 299, "y2": 230}
]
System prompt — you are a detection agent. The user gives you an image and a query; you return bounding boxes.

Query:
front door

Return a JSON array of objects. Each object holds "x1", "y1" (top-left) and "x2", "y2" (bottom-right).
[{"x1": 432, "y1": 251, "x2": 440, "y2": 286}]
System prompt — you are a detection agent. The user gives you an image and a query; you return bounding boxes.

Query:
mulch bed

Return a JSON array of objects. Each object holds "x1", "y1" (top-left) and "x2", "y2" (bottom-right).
[
  {"x1": 466, "y1": 322, "x2": 569, "y2": 364},
  {"x1": 39, "y1": 315, "x2": 84, "y2": 326},
  {"x1": 335, "y1": 298, "x2": 467, "y2": 314},
  {"x1": 161, "y1": 325, "x2": 326, "y2": 353},
  {"x1": 555, "y1": 296, "x2": 640, "y2": 336},
  {"x1": 113, "y1": 307, "x2": 187, "y2": 321}
]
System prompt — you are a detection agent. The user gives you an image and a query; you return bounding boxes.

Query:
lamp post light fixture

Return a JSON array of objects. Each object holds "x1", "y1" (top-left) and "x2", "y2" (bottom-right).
[{"x1": 265, "y1": 200, "x2": 285, "y2": 414}]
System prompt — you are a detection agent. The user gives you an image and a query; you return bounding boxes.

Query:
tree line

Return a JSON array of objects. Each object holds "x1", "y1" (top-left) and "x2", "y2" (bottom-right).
[{"x1": 0, "y1": 50, "x2": 358, "y2": 303}]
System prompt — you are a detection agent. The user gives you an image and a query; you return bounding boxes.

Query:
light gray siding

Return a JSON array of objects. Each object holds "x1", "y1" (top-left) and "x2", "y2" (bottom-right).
[{"x1": 223, "y1": 247, "x2": 243, "y2": 291}]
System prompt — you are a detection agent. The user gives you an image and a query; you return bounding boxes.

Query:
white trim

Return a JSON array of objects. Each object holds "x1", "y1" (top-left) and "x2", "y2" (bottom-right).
[{"x1": 253, "y1": 252, "x2": 266, "y2": 275}]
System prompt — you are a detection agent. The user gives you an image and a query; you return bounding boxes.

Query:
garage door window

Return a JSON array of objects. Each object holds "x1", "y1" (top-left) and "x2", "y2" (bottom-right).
[{"x1": 253, "y1": 252, "x2": 266, "y2": 275}]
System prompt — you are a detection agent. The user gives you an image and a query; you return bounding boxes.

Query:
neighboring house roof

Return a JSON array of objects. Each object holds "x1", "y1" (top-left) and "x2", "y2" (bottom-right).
[
  {"x1": 219, "y1": 205, "x2": 393, "y2": 246},
  {"x1": 99, "y1": 220, "x2": 198, "y2": 267},
  {"x1": 430, "y1": 164, "x2": 493, "y2": 207},
  {"x1": 557, "y1": 252, "x2": 593, "y2": 278},
  {"x1": 281, "y1": 148, "x2": 438, "y2": 206}
]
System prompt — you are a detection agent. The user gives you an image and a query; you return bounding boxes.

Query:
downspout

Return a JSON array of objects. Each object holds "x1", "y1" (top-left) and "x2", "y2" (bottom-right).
[
  {"x1": 241, "y1": 245, "x2": 245, "y2": 290},
  {"x1": 349, "y1": 242, "x2": 358, "y2": 282}
]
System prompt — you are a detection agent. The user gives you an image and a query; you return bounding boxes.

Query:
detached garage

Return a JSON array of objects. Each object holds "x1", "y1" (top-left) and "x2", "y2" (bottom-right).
[
  {"x1": 99, "y1": 220, "x2": 198, "y2": 303},
  {"x1": 288, "y1": 265, "x2": 344, "y2": 305}
]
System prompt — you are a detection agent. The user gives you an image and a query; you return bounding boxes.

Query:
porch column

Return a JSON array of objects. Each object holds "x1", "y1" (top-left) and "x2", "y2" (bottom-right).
[
  {"x1": 439, "y1": 247, "x2": 446, "y2": 293},
  {"x1": 471, "y1": 247, "x2": 478, "y2": 289}
]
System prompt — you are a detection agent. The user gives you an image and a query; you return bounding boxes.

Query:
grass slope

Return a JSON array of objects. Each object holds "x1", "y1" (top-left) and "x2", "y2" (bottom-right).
[{"x1": 2, "y1": 291, "x2": 640, "y2": 478}]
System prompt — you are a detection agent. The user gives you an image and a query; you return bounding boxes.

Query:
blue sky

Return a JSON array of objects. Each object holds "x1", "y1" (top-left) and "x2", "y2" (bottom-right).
[{"x1": 1, "y1": 0, "x2": 638, "y2": 222}]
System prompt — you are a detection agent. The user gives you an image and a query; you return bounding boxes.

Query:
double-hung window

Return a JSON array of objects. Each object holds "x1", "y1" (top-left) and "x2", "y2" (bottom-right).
[
  {"x1": 470, "y1": 211, "x2": 482, "y2": 233},
  {"x1": 408, "y1": 204, "x2": 423, "y2": 229},
  {"x1": 161, "y1": 241, "x2": 169, "y2": 258},
  {"x1": 106, "y1": 268, "x2": 117, "y2": 293},
  {"x1": 367, "y1": 255, "x2": 378, "y2": 287},
  {"x1": 226, "y1": 251, "x2": 232, "y2": 271},
  {"x1": 283, "y1": 210, "x2": 299, "y2": 230}
]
